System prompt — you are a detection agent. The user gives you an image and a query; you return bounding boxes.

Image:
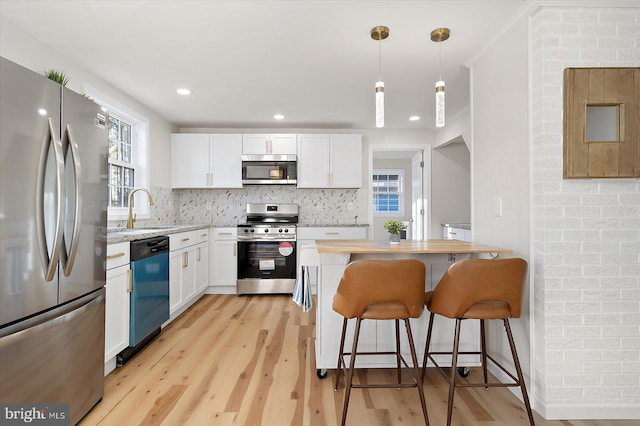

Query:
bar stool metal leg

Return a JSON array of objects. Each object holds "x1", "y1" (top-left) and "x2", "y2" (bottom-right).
[
  {"x1": 334, "y1": 317, "x2": 349, "y2": 392},
  {"x1": 421, "y1": 312, "x2": 435, "y2": 383},
  {"x1": 447, "y1": 319, "x2": 462, "y2": 426},
  {"x1": 341, "y1": 318, "x2": 362, "y2": 426},
  {"x1": 480, "y1": 319, "x2": 489, "y2": 388},
  {"x1": 395, "y1": 319, "x2": 402, "y2": 386},
  {"x1": 404, "y1": 319, "x2": 430, "y2": 425},
  {"x1": 504, "y1": 319, "x2": 535, "y2": 426}
]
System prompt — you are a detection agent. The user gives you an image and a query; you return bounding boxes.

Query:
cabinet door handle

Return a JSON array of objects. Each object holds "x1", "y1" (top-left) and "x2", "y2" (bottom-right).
[
  {"x1": 181, "y1": 238, "x2": 190, "y2": 243},
  {"x1": 218, "y1": 232, "x2": 232, "y2": 236},
  {"x1": 127, "y1": 269, "x2": 132, "y2": 293},
  {"x1": 107, "y1": 252, "x2": 125, "y2": 260},
  {"x1": 201, "y1": 233, "x2": 208, "y2": 238},
  {"x1": 197, "y1": 247, "x2": 201, "y2": 262},
  {"x1": 233, "y1": 243, "x2": 236, "y2": 257},
  {"x1": 325, "y1": 232, "x2": 339, "y2": 235},
  {"x1": 183, "y1": 252, "x2": 189, "y2": 268}
]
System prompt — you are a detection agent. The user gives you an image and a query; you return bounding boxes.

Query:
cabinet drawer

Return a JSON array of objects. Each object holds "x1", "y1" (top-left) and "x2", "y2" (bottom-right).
[
  {"x1": 212, "y1": 227, "x2": 237, "y2": 240},
  {"x1": 106, "y1": 242, "x2": 130, "y2": 270},
  {"x1": 170, "y1": 231, "x2": 198, "y2": 251},
  {"x1": 195, "y1": 228, "x2": 209, "y2": 244},
  {"x1": 298, "y1": 227, "x2": 367, "y2": 240}
]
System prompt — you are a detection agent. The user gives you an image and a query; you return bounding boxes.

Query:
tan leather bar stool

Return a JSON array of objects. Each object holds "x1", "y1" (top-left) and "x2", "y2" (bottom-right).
[
  {"x1": 333, "y1": 259, "x2": 429, "y2": 425},
  {"x1": 421, "y1": 258, "x2": 534, "y2": 426}
]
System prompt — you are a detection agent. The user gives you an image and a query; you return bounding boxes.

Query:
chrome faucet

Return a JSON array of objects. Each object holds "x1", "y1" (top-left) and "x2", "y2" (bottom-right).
[{"x1": 126, "y1": 187, "x2": 155, "y2": 228}]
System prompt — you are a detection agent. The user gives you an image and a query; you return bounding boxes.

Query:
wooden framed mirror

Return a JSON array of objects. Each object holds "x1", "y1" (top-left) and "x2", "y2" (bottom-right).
[{"x1": 563, "y1": 67, "x2": 639, "y2": 178}]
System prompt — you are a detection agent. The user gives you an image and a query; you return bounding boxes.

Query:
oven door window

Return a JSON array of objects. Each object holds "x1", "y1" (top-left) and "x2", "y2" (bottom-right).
[{"x1": 237, "y1": 241, "x2": 296, "y2": 279}]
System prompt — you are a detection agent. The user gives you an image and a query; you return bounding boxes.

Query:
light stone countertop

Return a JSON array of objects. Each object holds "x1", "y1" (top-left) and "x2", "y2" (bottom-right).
[{"x1": 107, "y1": 224, "x2": 209, "y2": 244}]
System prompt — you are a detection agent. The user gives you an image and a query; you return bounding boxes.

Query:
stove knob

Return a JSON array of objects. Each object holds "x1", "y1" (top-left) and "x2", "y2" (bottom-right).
[
  {"x1": 250, "y1": 229, "x2": 255, "y2": 233},
  {"x1": 278, "y1": 228, "x2": 283, "y2": 233},
  {"x1": 284, "y1": 229, "x2": 289, "y2": 233},
  {"x1": 244, "y1": 229, "x2": 249, "y2": 233},
  {"x1": 264, "y1": 228, "x2": 269, "y2": 233}
]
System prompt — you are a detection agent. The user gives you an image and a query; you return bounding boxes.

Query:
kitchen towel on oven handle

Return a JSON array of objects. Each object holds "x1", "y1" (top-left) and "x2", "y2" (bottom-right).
[{"x1": 292, "y1": 265, "x2": 312, "y2": 312}]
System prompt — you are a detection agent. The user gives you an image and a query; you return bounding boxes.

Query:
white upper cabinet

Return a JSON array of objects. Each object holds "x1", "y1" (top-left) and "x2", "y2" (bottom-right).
[
  {"x1": 242, "y1": 134, "x2": 297, "y2": 155},
  {"x1": 297, "y1": 134, "x2": 362, "y2": 188},
  {"x1": 172, "y1": 133, "x2": 242, "y2": 188},
  {"x1": 171, "y1": 133, "x2": 210, "y2": 188},
  {"x1": 210, "y1": 134, "x2": 243, "y2": 187}
]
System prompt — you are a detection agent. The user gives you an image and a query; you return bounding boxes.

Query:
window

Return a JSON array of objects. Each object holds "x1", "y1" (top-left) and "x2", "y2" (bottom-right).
[
  {"x1": 108, "y1": 113, "x2": 135, "y2": 208},
  {"x1": 372, "y1": 169, "x2": 404, "y2": 216},
  {"x1": 83, "y1": 83, "x2": 149, "y2": 221}
]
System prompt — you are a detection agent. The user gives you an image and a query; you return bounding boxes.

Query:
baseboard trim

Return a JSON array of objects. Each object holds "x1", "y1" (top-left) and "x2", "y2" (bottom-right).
[
  {"x1": 488, "y1": 364, "x2": 639, "y2": 420},
  {"x1": 541, "y1": 403, "x2": 640, "y2": 420}
]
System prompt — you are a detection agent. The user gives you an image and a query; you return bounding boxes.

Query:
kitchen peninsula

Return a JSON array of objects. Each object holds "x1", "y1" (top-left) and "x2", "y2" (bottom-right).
[{"x1": 313, "y1": 239, "x2": 511, "y2": 373}]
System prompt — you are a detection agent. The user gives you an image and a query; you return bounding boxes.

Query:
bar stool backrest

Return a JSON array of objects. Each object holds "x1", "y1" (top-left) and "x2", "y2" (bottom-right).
[
  {"x1": 429, "y1": 258, "x2": 527, "y2": 319},
  {"x1": 332, "y1": 259, "x2": 425, "y2": 319}
]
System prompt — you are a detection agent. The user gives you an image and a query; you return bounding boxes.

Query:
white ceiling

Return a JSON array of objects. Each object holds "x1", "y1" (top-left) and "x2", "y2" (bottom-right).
[{"x1": 0, "y1": 1, "x2": 527, "y2": 130}]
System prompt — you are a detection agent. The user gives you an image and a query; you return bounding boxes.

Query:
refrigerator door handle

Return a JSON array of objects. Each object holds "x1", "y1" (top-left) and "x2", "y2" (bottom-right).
[
  {"x1": 36, "y1": 117, "x2": 65, "y2": 282},
  {"x1": 61, "y1": 123, "x2": 82, "y2": 276}
]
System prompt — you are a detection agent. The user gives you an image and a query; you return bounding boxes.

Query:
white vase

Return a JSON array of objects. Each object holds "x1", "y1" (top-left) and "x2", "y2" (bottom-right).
[{"x1": 389, "y1": 233, "x2": 401, "y2": 244}]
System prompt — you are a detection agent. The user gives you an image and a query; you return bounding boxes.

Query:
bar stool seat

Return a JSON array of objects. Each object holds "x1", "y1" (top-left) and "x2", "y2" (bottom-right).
[
  {"x1": 333, "y1": 259, "x2": 429, "y2": 425},
  {"x1": 421, "y1": 258, "x2": 535, "y2": 426}
]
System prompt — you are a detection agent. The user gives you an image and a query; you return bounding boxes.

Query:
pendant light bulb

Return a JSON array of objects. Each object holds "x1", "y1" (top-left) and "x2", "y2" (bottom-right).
[
  {"x1": 371, "y1": 26, "x2": 389, "y2": 128},
  {"x1": 375, "y1": 81, "x2": 384, "y2": 128},
  {"x1": 435, "y1": 80, "x2": 445, "y2": 128},
  {"x1": 431, "y1": 27, "x2": 450, "y2": 128}
]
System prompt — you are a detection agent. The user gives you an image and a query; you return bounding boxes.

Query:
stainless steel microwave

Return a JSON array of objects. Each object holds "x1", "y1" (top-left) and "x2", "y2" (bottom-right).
[{"x1": 241, "y1": 155, "x2": 297, "y2": 185}]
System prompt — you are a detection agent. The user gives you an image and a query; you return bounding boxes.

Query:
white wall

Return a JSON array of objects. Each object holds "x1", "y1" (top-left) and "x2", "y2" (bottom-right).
[
  {"x1": 529, "y1": 4, "x2": 640, "y2": 420},
  {"x1": 433, "y1": 106, "x2": 471, "y2": 149},
  {"x1": 430, "y1": 143, "x2": 471, "y2": 236},
  {"x1": 0, "y1": 18, "x2": 175, "y2": 189},
  {"x1": 468, "y1": 3, "x2": 532, "y2": 410}
]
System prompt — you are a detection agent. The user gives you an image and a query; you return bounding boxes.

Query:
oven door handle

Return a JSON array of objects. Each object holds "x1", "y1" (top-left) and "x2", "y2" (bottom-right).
[{"x1": 237, "y1": 237, "x2": 297, "y2": 242}]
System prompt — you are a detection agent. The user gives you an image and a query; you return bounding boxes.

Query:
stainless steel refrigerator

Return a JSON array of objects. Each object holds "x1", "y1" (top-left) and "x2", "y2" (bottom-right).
[{"x1": 0, "y1": 57, "x2": 108, "y2": 425}]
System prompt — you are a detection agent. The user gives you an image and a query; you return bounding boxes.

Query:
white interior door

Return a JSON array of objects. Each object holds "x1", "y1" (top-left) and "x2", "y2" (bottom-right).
[{"x1": 412, "y1": 151, "x2": 424, "y2": 240}]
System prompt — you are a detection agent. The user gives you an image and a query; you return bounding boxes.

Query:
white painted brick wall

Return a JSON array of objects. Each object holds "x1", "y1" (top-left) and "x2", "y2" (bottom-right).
[{"x1": 531, "y1": 4, "x2": 640, "y2": 417}]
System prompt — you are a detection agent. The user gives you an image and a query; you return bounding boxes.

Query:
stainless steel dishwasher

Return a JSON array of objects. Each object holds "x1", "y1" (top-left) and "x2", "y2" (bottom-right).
[{"x1": 117, "y1": 236, "x2": 169, "y2": 365}]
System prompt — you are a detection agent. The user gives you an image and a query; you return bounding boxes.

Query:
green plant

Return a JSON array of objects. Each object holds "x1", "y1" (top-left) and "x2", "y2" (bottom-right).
[
  {"x1": 45, "y1": 69, "x2": 69, "y2": 86},
  {"x1": 384, "y1": 220, "x2": 407, "y2": 235}
]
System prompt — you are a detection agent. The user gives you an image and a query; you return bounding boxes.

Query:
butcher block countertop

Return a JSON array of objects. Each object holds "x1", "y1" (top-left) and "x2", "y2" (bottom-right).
[{"x1": 315, "y1": 239, "x2": 511, "y2": 254}]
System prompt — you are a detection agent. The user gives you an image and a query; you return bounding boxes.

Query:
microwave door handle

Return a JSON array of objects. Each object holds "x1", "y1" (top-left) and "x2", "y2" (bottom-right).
[{"x1": 36, "y1": 117, "x2": 65, "y2": 281}]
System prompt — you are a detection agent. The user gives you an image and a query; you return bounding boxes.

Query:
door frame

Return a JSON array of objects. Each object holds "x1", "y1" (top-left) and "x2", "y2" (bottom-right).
[{"x1": 367, "y1": 144, "x2": 432, "y2": 240}]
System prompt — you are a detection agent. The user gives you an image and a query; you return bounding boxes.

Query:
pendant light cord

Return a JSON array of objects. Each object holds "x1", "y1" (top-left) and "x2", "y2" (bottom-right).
[
  {"x1": 378, "y1": 38, "x2": 382, "y2": 82},
  {"x1": 438, "y1": 41, "x2": 442, "y2": 81}
]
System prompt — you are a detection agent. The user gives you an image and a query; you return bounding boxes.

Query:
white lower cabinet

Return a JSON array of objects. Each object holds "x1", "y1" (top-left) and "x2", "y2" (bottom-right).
[
  {"x1": 105, "y1": 242, "x2": 130, "y2": 375},
  {"x1": 195, "y1": 242, "x2": 208, "y2": 293},
  {"x1": 296, "y1": 226, "x2": 368, "y2": 294},
  {"x1": 209, "y1": 227, "x2": 237, "y2": 294},
  {"x1": 169, "y1": 229, "x2": 209, "y2": 318}
]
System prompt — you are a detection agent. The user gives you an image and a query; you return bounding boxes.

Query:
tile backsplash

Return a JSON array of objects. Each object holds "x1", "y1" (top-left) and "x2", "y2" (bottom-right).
[{"x1": 109, "y1": 185, "x2": 360, "y2": 227}]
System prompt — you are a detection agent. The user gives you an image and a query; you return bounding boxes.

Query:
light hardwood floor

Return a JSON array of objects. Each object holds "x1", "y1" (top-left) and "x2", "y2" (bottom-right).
[{"x1": 82, "y1": 295, "x2": 635, "y2": 425}]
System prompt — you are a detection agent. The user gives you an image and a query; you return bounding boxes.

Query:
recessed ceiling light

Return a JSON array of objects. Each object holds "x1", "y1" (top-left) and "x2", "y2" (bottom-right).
[
  {"x1": 273, "y1": 114, "x2": 285, "y2": 120},
  {"x1": 409, "y1": 115, "x2": 421, "y2": 121},
  {"x1": 37, "y1": 108, "x2": 47, "y2": 116},
  {"x1": 176, "y1": 88, "x2": 191, "y2": 95}
]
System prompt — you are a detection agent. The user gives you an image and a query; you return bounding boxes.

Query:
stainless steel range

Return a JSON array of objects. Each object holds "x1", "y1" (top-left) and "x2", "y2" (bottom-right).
[{"x1": 237, "y1": 203, "x2": 298, "y2": 295}]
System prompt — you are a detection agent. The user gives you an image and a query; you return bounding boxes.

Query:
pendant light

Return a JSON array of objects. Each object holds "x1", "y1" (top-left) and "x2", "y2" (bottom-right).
[
  {"x1": 431, "y1": 27, "x2": 450, "y2": 128},
  {"x1": 371, "y1": 26, "x2": 389, "y2": 128}
]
